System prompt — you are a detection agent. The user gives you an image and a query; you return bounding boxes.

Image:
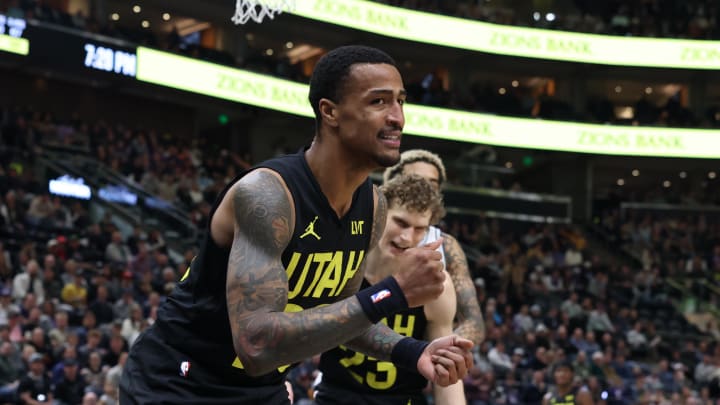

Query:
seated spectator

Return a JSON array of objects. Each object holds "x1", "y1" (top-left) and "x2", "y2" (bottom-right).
[
  {"x1": 513, "y1": 304, "x2": 535, "y2": 334},
  {"x1": 60, "y1": 270, "x2": 88, "y2": 310},
  {"x1": 81, "y1": 350, "x2": 106, "y2": 396},
  {"x1": 612, "y1": 352, "x2": 634, "y2": 382},
  {"x1": 78, "y1": 329, "x2": 106, "y2": 364},
  {"x1": 104, "y1": 231, "x2": 131, "y2": 266},
  {"x1": 17, "y1": 352, "x2": 53, "y2": 404},
  {"x1": 103, "y1": 351, "x2": 126, "y2": 399},
  {"x1": 626, "y1": 321, "x2": 649, "y2": 358},
  {"x1": 25, "y1": 193, "x2": 55, "y2": 228},
  {"x1": 586, "y1": 303, "x2": 615, "y2": 334},
  {"x1": 120, "y1": 303, "x2": 145, "y2": 347},
  {"x1": 487, "y1": 341, "x2": 514, "y2": 376},
  {"x1": 561, "y1": 292, "x2": 583, "y2": 319},
  {"x1": 12, "y1": 259, "x2": 45, "y2": 304},
  {"x1": 88, "y1": 286, "x2": 114, "y2": 327},
  {"x1": 463, "y1": 366, "x2": 489, "y2": 405},
  {"x1": 519, "y1": 369, "x2": 548, "y2": 404},
  {"x1": 694, "y1": 354, "x2": 716, "y2": 386},
  {"x1": 0, "y1": 341, "x2": 19, "y2": 403},
  {"x1": 53, "y1": 357, "x2": 87, "y2": 405}
]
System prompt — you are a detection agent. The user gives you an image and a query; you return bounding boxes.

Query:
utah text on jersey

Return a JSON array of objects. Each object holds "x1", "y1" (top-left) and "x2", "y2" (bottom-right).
[{"x1": 285, "y1": 250, "x2": 365, "y2": 299}]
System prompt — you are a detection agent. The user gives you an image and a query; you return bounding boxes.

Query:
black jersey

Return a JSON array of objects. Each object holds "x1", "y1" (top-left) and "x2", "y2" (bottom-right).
[
  {"x1": 120, "y1": 150, "x2": 374, "y2": 404},
  {"x1": 548, "y1": 386, "x2": 580, "y2": 405},
  {"x1": 316, "y1": 280, "x2": 428, "y2": 405}
]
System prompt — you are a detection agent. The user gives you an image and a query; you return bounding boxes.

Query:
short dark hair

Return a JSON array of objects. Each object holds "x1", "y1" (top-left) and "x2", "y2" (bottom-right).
[
  {"x1": 308, "y1": 45, "x2": 396, "y2": 128},
  {"x1": 554, "y1": 360, "x2": 574, "y2": 373}
]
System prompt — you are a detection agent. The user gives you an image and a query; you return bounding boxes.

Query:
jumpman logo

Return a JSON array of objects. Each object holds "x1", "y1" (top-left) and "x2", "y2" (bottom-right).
[{"x1": 300, "y1": 216, "x2": 321, "y2": 240}]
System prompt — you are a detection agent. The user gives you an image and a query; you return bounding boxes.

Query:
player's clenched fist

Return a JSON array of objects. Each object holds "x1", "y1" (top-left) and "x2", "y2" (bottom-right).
[{"x1": 392, "y1": 238, "x2": 445, "y2": 307}]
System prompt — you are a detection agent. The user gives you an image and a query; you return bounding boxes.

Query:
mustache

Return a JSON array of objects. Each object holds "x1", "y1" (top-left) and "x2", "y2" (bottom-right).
[{"x1": 378, "y1": 125, "x2": 403, "y2": 136}]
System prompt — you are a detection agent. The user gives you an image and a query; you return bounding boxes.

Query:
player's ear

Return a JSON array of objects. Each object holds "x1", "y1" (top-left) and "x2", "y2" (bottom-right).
[{"x1": 319, "y1": 98, "x2": 338, "y2": 128}]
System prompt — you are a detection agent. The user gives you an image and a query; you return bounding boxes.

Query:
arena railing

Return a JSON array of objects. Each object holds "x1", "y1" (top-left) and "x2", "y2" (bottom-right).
[{"x1": 41, "y1": 149, "x2": 199, "y2": 247}]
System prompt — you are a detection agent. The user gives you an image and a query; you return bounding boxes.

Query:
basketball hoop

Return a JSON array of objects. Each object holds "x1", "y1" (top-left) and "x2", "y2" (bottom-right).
[{"x1": 232, "y1": 0, "x2": 296, "y2": 25}]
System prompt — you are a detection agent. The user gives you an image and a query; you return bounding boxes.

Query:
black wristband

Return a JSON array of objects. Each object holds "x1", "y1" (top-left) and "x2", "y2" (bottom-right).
[
  {"x1": 391, "y1": 337, "x2": 429, "y2": 371},
  {"x1": 355, "y1": 276, "x2": 408, "y2": 324}
]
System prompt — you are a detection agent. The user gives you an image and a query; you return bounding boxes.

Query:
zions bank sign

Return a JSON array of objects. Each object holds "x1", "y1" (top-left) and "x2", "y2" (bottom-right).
[
  {"x1": 290, "y1": 0, "x2": 720, "y2": 70},
  {"x1": 136, "y1": 47, "x2": 720, "y2": 159}
]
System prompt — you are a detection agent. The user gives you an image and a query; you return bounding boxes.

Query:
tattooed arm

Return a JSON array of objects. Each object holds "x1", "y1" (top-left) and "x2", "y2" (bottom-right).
[
  {"x1": 226, "y1": 169, "x2": 376, "y2": 376},
  {"x1": 443, "y1": 233, "x2": 485, "y2": 344},
  {"x1": 225, "y1": 172, "x2": 450, "y2": 377}
]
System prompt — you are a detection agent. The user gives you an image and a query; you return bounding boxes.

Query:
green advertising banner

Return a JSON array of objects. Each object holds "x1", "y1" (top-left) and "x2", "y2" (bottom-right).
[
  {"x1": 137, "y1": 47, "x2": 720, "y2": 158},
  {"x1": 0, "y1": 33, "x2": 29, "y2": 55},
  {"x1": 286, "y1": 0, "x2": 720, "y2": 70}
]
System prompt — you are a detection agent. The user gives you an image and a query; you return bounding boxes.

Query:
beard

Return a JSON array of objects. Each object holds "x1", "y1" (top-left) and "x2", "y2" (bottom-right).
[{"x1": 374, "y1": 151, "x2": 401, "y2": 168}]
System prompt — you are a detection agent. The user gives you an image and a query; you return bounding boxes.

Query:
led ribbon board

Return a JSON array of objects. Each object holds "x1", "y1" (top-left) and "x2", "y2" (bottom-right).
[
  {"x1": 0, "y1": 34, "x2": 27, "y2": 54},
  {"x1": 0, "y1": 14, "x2": 28, "y2": 55},
  {"x1": 137, "y1": 47, "x2": 720, "y2": 158},
  {"x1": 285, "y1": 0, "x2": 720, "y2": 70}
]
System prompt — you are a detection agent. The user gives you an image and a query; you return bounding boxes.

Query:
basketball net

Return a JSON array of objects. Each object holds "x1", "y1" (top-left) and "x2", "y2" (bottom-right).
[{"x1": 232, "y1": 0, "x2": 296, "y2": 25}]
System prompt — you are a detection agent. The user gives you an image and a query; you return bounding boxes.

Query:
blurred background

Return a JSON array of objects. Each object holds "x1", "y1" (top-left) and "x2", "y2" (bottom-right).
[{"x1": 1, "y1": 0, "x2": 720, "y2": 403}]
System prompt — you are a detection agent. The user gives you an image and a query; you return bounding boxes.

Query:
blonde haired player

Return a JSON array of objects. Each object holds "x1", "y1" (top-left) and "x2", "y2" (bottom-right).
[
  {"x1": 384, "y1": 149, "x2": 485, "y2": 345},
  {"x1": 315, "y1": 174, "x2": 464, "y2": 405}
]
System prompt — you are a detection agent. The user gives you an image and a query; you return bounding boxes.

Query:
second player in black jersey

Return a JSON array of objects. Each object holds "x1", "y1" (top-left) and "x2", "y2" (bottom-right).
[
  {"x1": 543, "y1": 361, "x2": 594, "y2": 405},
  {"x1": 315, "y1": 175, "x2": 465, "y2": 405}
]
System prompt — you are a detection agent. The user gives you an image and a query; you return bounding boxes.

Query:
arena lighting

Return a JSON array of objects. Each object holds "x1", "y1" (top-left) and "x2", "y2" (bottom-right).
[
  {"x1": 98, "y1": 185, "x2": 138, "y2": 205},
  {"x1": 0, "y1": 13, "x2": 29, "y2": 55},
  {"x1": 48, "y1": 175, "x2": 92, "y2": 200},
  {"x1": 136, "y1": 47, "x2": 720, "y2": 159},
  {"x1": 287, "y1": 0, "x2": 720, "y2": 70},
  {"x1": 0, "y1": 33, "x2": 27, "y2": 55}
]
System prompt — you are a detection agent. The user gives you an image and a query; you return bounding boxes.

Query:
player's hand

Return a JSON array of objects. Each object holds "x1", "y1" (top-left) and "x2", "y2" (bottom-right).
[
  {"x1": 392, "y1": 238, "x2": 445, "y2": 307},
  {"x1": 417, "y1": 335, "x2": 473, "y2": 386}
]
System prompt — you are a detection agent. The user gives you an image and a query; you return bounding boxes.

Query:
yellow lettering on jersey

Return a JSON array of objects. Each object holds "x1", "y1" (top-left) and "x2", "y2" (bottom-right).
[
  {"x1": 391, "y1": 314, "x2": 416, "y2": 337},
  {"x1": 303, "y1": 253, "x2": 333, "y2": 296},
  {"x1": 311, "y1": 251, "x2": 344, "y2": 297},
  {"x1": 351, "y1": 220, "x2": 364, "y2": 235},
  {"x1": 286, "y1": 252, "x2": 313, "y2": 299},
  {"x1": 335, "y1": 250, "x2": 364, "y2": 295},
  {"x1": 338, "y1": 349, "x2": 366, "y2": 385},
  {"x1": 285, "y1": 250, "x2": 366, "y2": 300},
  {"x1": 338, "y1": 344, "x2": 398, "y2": 390},
  {"x1": 366, "y1": 361, "x2": 397, "y2": 390}
]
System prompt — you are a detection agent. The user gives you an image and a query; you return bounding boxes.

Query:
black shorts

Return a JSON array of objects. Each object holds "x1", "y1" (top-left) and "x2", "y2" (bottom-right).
[
  {"x1": 120, "y1": 330, "x2": 290, "y2": 405},
  {"x1": 314, "y1": 381, "x2": 427, "y2": 405}
]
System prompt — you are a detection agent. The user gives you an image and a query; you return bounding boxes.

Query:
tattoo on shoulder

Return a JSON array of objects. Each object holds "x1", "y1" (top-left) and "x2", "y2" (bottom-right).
[
  {"x1": 228, "y1": 171, "x2": 292, "y2": 313},
  {"x1": 233, "y1": 171, "x2": 292, "y2": 254}
]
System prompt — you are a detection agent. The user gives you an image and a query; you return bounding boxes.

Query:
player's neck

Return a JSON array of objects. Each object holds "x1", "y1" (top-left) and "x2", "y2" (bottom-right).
[
  {"x1": 305, "y1": 139, "x2": 373, "y2": 218},
  {"x1": 556, "y1": 384, "x2": 573, "y2": 396}
]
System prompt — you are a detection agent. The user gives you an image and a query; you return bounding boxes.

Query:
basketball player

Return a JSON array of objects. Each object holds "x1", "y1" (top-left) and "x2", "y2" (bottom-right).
[
  {"x1": 120, "y1": 45, "x2": 473, "y2": 404},
  {"x1": 315, "y1": 174, "x2": 465, "y2": 405},
  {"x1": 384, "y1": 150, "x2": 485, "y2": 344},
  {"x1": 542, "y1": 361, "x2": 594, "y2": 405}
]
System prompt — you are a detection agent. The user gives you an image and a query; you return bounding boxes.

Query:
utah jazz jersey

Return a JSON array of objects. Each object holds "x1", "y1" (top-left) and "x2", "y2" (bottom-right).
[
  {"x1": 316, "y1": 280, "x2": 429, "y2": 405},
  {"x1": 548, "y1": 387, "x2": 580, "y2": 405},
  {"x1": 120, "y1": 150, "x2": 374, "y2": 404}
]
